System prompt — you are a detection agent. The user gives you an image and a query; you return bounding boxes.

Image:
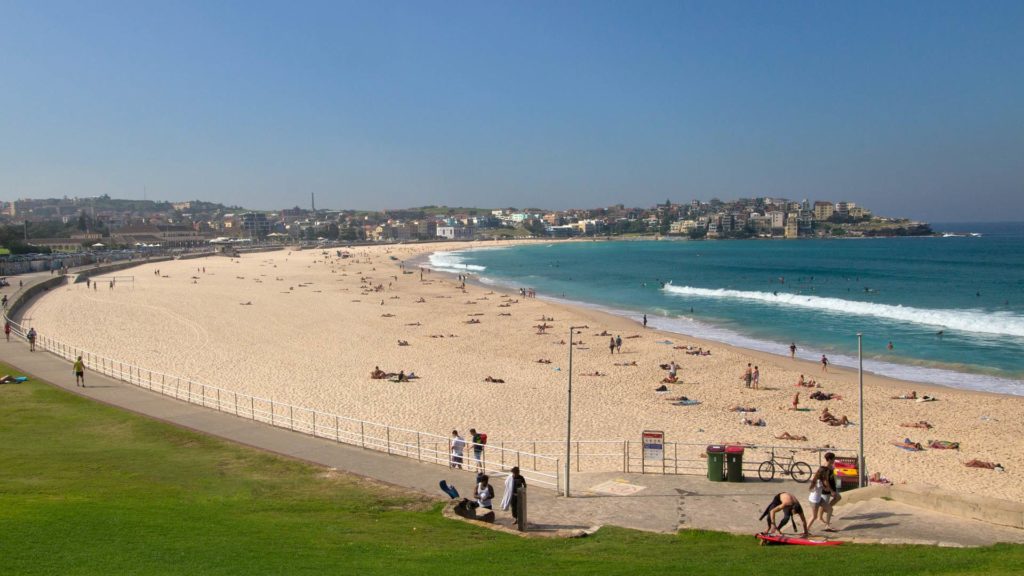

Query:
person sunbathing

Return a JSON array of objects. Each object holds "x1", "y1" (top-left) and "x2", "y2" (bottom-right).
[
  {"x1": 928, "y1": 440, "x2": 960, "y2": 450},
  {"x1": 614, "y1": 360, "x2": 638, "y2": 366},
  {"x1": 775, "y1": 432, "x2": 808, "y2": 441},
  {"x1": 891, "y1": 391, "x2": 917, "y2": 400},
  {"x1": 415, "y1": 297, "x2": 426, "y2": 303},
  {"x1": 668, "y1": 395, "x2": 691, "y2": 402},
  {"x1": 483, "y1": 376, "x2": 505, "y2": 383},
  {"x1": 868, "y1": 472, "x2": 893, "y2": 485},
  {"x1": 900, "y1": 421, "x2": 933, "y2": 429},
  {"x1": 536, "y1": 359, "x2": 552, "y2": 364},
  {"x1": 892, "y1": 438, "x2": 923, "y2": 451},
  {"x1": 370, "y1": 367, "x2": 387, "y2": 379},
  {"x1": 742, "y1": 418, "x2": 767, "y2": 427},
  {"x1": 585, "y1": 371, "x2": 607, "y2": 376},
  {"x1": 730, "y1": 406, "x2": 757, "y2": 412},
  {"x1": 809, "y1": 391, "x2": 841, "y2": 401},
  {"x1": 381, "y1": 313, "x2": 395, "y2": 318},
  {"x1": 819, "y1": 408, "x2": 850, "y2": 426},
  {"x1": 661, "y1": 375, "x2": 679, "y2": 384},
  {"x1": 964, "y1": 459, "x2": 1004, "y2": 470},
  {"x1": 397, "y1": 340, "x2": 410, "y2": 346},
  {"x1": 464, "y1": 318, "x2": 481, "y2": 324},
  {"x1": 0, "y1": 375, "x2": 16, "y2": 384}
]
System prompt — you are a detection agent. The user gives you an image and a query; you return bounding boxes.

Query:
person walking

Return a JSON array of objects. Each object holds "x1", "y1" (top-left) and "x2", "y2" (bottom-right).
[
  {"x1": 73, "y1": 355, "x2": 86, "y2": 387},
  {"x1": 789, "y1": 342, "x2": 797, "y2": 358},
  {"x1": 609, "y1": 337, "x2": 616, "y2": 355},
  {"x1": 450, "y1": 430, "x2": 466, "y2": 469},
  {"x1": 820, "y1": 452, "x2": 842, "y2": 531},
  {"x1": 27, "y1": 327, "x2": 36, "y2": 352},
  {"x1": 615, "y1": 335, "x2": 622, "y2": 353},
  {"x1": 501, "y1": 466, "x2": 527, "y2": 522},
  {"x1": 4, "y1": 320, "x2": 10, "y2": 342},
  {"x1": 469, "y1": 428, "x2": 485, "y2": 472},
  {"x1": 642, "y1": 314, "x2": 647, "y2": 328},
  {"x1": 821, "y1": 354, "x2": 829, "y2": 373}
]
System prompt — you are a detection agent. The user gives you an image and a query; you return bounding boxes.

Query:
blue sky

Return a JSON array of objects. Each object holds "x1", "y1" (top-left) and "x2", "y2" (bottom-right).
[{"x1": 1, "y1": 1, "x2": 1021, "y2": 221}]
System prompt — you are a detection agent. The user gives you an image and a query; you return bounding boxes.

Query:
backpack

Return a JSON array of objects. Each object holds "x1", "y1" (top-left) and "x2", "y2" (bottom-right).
[{"x1": 479, "y1": 433, "x2": 487, "y2": 445}]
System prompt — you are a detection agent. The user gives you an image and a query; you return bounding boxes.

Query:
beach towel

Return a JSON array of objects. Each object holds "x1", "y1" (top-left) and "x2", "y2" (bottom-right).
[
  {"x1": 673, "y1": 400, "x2": 701, "y2": 406},
  {"x1": 916, "y1": 396, "x2": 937, "y2": 403},
  {"x1": 14, "y1": 376, "x2": 28, "y2": 382},
  {"x1": 928, "y1": 440, "x2": 960, "y2": 450}
]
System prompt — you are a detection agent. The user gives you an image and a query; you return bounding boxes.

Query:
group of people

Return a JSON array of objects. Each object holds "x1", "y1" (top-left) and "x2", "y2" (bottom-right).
[
  {"x1": 450, "y1": 429, "x2": 487, "y2": 472},
  {"x1": 740, "y1": 363, "x2": 761, "y2": 389},
  {"x1": 608, "y1": 335, "x2": 623, "y2": 354},
  {"x1": 760, "y1": 452, "x2": 842, "y2": 536}
]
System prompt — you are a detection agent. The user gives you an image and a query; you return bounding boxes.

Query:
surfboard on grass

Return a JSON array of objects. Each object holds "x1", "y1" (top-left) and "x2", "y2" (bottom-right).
[
  {"x1": 439, "y1": 480, "x2": 459, "y2": 499},
  {"x1": 756, "y1": 532, "x2": 843, "y2": 546}
]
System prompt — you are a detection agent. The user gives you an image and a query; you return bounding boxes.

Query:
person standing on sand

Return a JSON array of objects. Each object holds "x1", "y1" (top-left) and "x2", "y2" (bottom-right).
[
  {"x1": 609, "y1": 337, "x2": 616, "y2": 355},
  {"x1": 742, "y1": 363, "x2": 752, "y2": 388},
  {"x1": 790, "y1": 342, "x2": 797, "y2": 358},
  {"x1": 643, "y1": 314, "x2": 647, "y2": 328},
  {"x1": 752, "y1": 366, "x2": 760, "y2": 389},
  {"x1": 821, "y1": 355, "x2": 829, "y2": 373},
  {"x1": 73, "y1": 355, "x2": 86, "y2": 387},
  {"x1": 27, "y1": 327, "x2": 36, "y2": 352},
  {"x1": 615, "y1": 335, "x2": 622, "y2": 353}
]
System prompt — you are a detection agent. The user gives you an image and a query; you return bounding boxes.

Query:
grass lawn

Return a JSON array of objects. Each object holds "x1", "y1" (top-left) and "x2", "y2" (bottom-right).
[{"x1": 1, "y1": 364, "x2": 1022, "y2": 575}]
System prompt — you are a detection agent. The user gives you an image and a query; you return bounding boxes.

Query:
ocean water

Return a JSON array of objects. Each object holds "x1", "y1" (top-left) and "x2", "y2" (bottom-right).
[{"x1": 429, "y1": 222, "x2": 1024, "y2": 395}]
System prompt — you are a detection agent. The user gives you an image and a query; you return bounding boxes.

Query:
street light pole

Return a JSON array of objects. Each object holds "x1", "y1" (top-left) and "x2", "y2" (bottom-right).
[
  {"x1": 857, "y1": 333, "x2": 865, "y2": 488},
  {"x1": 565, "y1": 325, "x2": 582, "y2": 498}
]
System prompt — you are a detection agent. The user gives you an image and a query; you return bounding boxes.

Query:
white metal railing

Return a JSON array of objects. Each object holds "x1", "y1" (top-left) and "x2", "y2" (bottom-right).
[
  {"x1": 5, "y1": 314, "x2": 560, "y2": 492},
  {"x1": 490, "y1": 439, "x2": 857, "y2": 476}
]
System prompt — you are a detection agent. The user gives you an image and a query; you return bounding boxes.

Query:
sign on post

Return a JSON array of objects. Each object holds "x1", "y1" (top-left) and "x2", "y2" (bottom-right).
[{"x1": 642, "y1": 430, "x2": 665, "y2": 469}]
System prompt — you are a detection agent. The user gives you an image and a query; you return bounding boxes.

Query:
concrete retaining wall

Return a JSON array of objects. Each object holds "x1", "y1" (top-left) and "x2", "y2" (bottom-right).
[
  {"x1": 71, "y1": 257, "x2": 174, "y2": 283},
  {"x1": 6, "y1": 276, "x2": 68, "y2": 320},
  {"x1": 842, "y1": 483, "x2": 1024, "y2": 530}
]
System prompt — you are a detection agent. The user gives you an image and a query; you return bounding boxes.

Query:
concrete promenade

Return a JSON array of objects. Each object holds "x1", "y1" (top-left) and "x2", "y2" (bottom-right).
[{"x1": 2, "y1": 264, "x2": 1022, "y2": 546}]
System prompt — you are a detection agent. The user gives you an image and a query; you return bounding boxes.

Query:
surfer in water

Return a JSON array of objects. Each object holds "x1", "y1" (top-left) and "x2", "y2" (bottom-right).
[{"x1": 760, "y1": 492, "x2": 809, "y2": 537}]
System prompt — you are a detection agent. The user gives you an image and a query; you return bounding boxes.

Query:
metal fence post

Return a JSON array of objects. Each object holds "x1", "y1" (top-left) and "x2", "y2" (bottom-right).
[
  {"x1": 335, "y1": 415, "x2": 339, "y2": 442},
  {"x1": 386, "y1": 427, "x2": 391, "y2": 454},
  {"x1": 361, "y1": 422, "x2": 365, "y2": 448},
  {"x1": 270, "y1": 400, "x2": 275, "y2": 425},
  {"x1": 289, "y1": 406, "x2": 294, "y2": 430},
  {"x1": 313, "y1": 412, "x2": 317, "y2": 437},
  {"x1": 417, "y1": 432, "x2": 421, "y2": 462},
  {"x1": 216, "y1": 389, "x2": 221, "y2": 411}
]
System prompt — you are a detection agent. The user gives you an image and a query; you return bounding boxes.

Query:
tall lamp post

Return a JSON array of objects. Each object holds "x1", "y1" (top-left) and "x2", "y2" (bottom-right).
[
  {"x1": 565, "y1": 325, "x2": 584, "y2": 497},
  {"x1": 857, "y1": 333, "x2": 865, "y2": 488}
]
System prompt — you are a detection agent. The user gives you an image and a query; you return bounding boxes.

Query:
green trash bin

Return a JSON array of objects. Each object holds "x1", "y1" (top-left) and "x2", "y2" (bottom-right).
[
  {"x1": 726, "y1": 445, "x2": 745, "y2": 482},
  {"x1": 706, "y1": 445, "x2": 725, "y2": 482}
]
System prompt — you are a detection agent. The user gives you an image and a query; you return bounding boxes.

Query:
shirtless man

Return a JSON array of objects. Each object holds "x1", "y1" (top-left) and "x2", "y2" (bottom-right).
[{"x1": 760, "y1": 492, "x2": 809, "y2": 536}]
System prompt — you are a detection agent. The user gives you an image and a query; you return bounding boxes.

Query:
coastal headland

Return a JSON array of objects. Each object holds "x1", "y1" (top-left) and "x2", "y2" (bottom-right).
[{"x1": 22, "y1": 240, "x2": 1024, "y2": 502}]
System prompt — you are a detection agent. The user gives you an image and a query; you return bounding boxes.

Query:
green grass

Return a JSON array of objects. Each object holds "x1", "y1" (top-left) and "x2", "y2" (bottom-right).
[{"x1": 1, "y1": 365, "x2": 1022, "y2": 575}]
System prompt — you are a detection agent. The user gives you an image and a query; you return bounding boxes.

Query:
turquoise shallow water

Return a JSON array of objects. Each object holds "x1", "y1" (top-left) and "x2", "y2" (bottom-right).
[{"x1": 429, "y1": 223, "x2": 1024, "y2": 395}]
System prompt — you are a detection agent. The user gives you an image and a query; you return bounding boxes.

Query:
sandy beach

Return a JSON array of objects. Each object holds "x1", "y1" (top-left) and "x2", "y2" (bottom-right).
[{"x1": 22, "y1": 240, "x2": 1024, "y2": 502}]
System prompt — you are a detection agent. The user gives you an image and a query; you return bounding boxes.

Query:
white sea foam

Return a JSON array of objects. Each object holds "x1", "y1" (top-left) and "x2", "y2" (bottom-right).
[
  {"x1": 662, "y1": 285, "x2": 1024, "y2": 338},
  {"x1": 427, "y1": 251, "x2": 486, "y2": 273}
]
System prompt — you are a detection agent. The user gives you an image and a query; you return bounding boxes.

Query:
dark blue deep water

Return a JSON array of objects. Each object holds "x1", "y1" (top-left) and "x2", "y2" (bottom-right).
[{"x1": 430, "y1": 223, "x2": 1024, "y2": 395}]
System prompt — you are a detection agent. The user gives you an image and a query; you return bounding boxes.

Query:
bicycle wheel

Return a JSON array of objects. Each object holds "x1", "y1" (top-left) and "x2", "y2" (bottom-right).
[
  {"x1": 790, "y1": 461, "x2": 813, "y2": 483},
  {"x1": 758, "y1": 461, "x2": 775, "y2": 482}
]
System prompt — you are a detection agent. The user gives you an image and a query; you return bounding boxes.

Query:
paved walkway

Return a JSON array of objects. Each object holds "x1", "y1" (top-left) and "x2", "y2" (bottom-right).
[{"x1": 2, "y1": 265, "x2": 1022, "y2": 547}]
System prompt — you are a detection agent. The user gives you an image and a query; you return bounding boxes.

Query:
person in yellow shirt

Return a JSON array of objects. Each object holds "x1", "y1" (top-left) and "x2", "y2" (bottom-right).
[{"x1": 73, "y1": 356, "x2": 86, "y2": 387}]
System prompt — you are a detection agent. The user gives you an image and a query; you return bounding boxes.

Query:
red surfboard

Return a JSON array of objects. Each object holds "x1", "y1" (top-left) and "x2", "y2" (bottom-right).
[{"x1": 756, "y1": 532, "x2": 843, "y2": 546}]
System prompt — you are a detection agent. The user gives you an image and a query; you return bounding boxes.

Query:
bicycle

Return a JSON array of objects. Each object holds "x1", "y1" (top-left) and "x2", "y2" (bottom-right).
[{"x1": 757, "y1": 449, "x2": 812, "y2": 483}]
